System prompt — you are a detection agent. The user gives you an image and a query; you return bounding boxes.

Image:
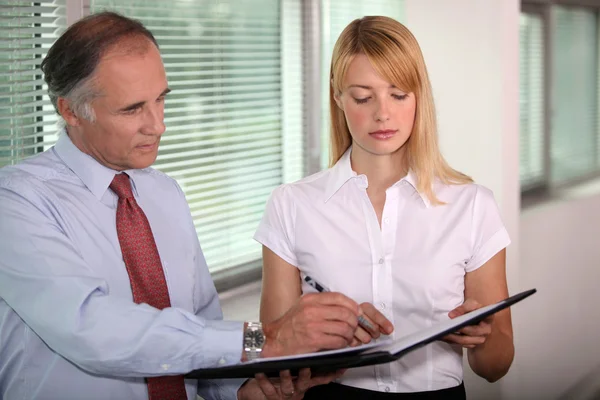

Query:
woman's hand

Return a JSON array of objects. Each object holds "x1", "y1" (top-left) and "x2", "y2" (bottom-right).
[
  {"x1": 442, "y1": 298, "x2": 494, "y2": 349},
  {"x1": 350, "y1": 302, "x2": 394, "y2": 346},
  {"x1": 237, "y1": 368, "x2": 345, "y2": 400}
]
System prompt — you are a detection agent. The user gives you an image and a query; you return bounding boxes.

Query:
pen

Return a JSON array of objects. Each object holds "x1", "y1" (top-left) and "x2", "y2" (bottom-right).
[{"x1": 303, "y1": 275, "x2": 376, "y2": 332}]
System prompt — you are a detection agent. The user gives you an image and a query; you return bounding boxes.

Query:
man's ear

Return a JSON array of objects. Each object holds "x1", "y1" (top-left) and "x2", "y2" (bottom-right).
[{"x1": 57, "y1": 97, "x2": 80, "y2": 127}]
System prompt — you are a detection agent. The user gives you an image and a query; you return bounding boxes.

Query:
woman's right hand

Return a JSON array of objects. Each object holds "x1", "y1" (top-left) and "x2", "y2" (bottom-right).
[{"x1": 350, "y1": 302, "x2": 394, "y2": 346}]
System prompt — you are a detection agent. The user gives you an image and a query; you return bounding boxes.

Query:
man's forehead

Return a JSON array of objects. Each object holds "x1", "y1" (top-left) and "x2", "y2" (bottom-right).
[
  {"x1": 100, "y1": 36, "x2": 159, "y2": 62},
  {"x1": 92, "y1": 43, "x2": 167, "y2": 104}
]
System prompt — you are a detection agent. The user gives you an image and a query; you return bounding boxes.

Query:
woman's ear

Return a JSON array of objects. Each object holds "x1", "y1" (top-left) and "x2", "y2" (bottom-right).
[
  {"x1": 333, "y1": 91, "x2": 344, "y2": 112},
  {"x1": 57, "y1": 97, "x2": 81, "y2": 127}
]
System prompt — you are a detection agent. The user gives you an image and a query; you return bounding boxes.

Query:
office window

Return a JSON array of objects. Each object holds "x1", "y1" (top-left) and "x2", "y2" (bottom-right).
[
  {"x1": 520, "y1": 4, "x2": 600, "y2": 195},
  {"x1": 320, "y1": 0, "x2": 405, "y2": 168},
  {"x1": 91, "y1": 0, "x2": 304, "y2": 277},
  {"x1": 519, "y1": 12, "x2": 545, "y2": 190},
  {"x1": 0, "y1": 0, "x2": 65, "y2": 168},
  {"x1": 551, "y1": 6, "x2": 598, "y2": 183}
]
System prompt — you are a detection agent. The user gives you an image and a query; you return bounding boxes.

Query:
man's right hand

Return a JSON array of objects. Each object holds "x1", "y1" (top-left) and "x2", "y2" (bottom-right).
[{"x1": 261, "y1": 292, "x2": 360, "y2": 357}]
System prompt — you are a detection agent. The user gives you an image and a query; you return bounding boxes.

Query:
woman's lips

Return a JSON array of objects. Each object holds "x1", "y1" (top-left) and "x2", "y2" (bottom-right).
[{"x1": 369, "y1": 129, "x2": 397, "y2": 140}]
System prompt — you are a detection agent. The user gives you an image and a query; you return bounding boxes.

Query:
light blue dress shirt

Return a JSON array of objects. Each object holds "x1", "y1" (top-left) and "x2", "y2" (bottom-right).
[{"x1": 0, "y1": 133, "x2": 245, "y2": 400}]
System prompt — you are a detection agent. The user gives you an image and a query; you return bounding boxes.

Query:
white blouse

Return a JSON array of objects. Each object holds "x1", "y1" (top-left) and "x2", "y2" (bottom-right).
[{"x1": 254, "y1": 148, "x2": 510, "y2": 393}]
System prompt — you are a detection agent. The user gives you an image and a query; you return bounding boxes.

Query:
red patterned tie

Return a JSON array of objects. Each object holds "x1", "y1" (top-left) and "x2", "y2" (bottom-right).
[{"x1": 110, "y1": 173, "x2": 187, "y2": 400}]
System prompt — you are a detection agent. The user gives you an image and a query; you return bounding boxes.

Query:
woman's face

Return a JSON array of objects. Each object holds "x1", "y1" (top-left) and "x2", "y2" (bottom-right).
[{"x1": 335, "y1": 54, "x2": 416, "y2": 160}]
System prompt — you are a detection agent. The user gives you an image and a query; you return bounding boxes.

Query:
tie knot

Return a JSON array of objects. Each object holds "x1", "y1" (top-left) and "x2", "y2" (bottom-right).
[{"x1": 110, "y1": 173, "x2": 134, "y2": 199}]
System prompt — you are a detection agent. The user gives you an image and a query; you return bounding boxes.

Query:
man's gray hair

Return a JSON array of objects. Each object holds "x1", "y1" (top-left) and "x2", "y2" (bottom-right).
[{"x1": 41, "y1": 11, "x2": 159, "y2": 124}]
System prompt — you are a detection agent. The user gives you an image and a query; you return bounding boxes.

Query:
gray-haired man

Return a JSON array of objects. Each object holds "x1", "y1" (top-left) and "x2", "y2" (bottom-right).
[{"x1": 0, "y1": 12, "x2": 370, "y2": 400}]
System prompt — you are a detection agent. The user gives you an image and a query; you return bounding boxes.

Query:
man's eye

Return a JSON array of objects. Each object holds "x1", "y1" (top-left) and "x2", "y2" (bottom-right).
[{"x1": 123, "y1": 107, "x2": 141, "y2": 115}]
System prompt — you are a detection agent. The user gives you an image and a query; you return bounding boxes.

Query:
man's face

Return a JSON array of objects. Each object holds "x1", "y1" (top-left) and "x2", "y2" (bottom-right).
[{"x1": 71, "y1": 41, "x2": 169, "y2": 171}]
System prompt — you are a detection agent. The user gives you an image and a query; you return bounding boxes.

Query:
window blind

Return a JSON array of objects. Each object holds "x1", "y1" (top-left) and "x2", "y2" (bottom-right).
[
  {"x1": 0, "y1": 0, "x2": 65, "y2": 168},
  {"x1": 519, "y1": 12, "x2": 545, "y2": 189},
  {"x1": 91, "y1": 0, "x2": 303, "y2": 274},
  {"x1": 551, "y1": 6, "x2": 598, "y2": 183},
  {"x1": 320, "y1": 0, "x2": 405, "y2": 168}
]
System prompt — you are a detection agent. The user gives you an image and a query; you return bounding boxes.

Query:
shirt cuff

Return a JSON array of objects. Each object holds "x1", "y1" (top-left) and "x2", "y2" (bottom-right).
[
  {"x1": 194, "y1": 319, "x2": 245, "y2": 368},
  {"x1": 466, "y1": 227, "x2": 511, "y2": 272},
  {"x1": 253, "y1": 227, "x2": 298, "y2": 267}
]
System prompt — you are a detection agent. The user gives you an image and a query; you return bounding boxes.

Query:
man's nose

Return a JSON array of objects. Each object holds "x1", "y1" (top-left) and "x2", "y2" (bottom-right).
[{"x1": 143, "y1": 103, "x2": 166, "y2": 135}]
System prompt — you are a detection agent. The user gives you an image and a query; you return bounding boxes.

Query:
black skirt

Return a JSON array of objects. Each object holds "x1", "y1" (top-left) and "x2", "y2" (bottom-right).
[{"x1": 303, "y1": 382, "x2": 466, "y2": 400}]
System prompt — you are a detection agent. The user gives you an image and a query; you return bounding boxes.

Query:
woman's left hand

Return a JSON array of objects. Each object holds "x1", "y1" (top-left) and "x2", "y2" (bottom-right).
[
  {"x1": 237, "y1": 368, "x2": 345, "y2": 400},
  {"x1": 442, "y1": 298, "x2": 494, "y2": 349}
]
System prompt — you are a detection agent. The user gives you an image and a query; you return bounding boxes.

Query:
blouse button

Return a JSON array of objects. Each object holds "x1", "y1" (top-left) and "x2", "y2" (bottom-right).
[
  {"x1": 378, "y1": 258, "x2": 384, "y2": 264},
  {"x1": 385, "y1": 387, "x2": 391, "y2": 392}
]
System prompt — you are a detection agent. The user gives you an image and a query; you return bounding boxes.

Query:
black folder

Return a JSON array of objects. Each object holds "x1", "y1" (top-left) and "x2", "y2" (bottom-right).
[{"x1": 186, "y1": 289, "x2": 536, "y2": 379}]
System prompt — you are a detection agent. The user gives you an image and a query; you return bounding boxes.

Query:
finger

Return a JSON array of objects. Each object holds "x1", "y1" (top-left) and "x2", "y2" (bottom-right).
[
  {"x1": 353, "y1": 325, "x2": 373, "y2": 344},
  {"x1": 334, "y1": 369, "x2": 347, "y2": 379},
  {"x1": 443, "y1": 333, "x2": 486, "y2": 347},
  {"x1": 312, "y1": 331, "x2": 352, "y2": 350},
  {"x1": 309, "y1": 320, "x2": 355, "y2": 344},
  {"x1": 459, "y1": 323, "x2": 492, "y2": 337},
  {"x1": 349, "y1": 337, "x2": 362, "y2": 347},
  {"x1": 279, "y1": 370, "x2": 295, "y2": 397},
  {"x1": 295, "y1": 368, "x2": 312, "y2": 394},
  {"x1": 449, "y1": 299, "x2": 482, "y2": 318},
  {"x1": 255, "y1": 374, "x2": 278, "y2": 400},
  {"x1": 303, "y1": 292, "x2": 359, "y2": 316},
  {"x1": 304, "y1": 304, "x2": 359, "y2": 330},
  {"x1": 360, "y1": 303, "x2": 394, "y2": 334},
  {"x1": 309, "y1": 371, "x2": 342, "y2": 387}
]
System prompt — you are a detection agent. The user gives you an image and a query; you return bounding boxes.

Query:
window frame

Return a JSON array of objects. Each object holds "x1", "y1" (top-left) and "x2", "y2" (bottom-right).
[{"x1": 522, "y1": 0, "x2": 600, "y2": 206}]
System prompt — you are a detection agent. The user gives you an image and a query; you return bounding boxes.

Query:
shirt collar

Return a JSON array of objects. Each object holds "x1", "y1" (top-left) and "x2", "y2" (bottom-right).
[
  {"x1": 323, "y1": 146, "x2": 431, "y2": 208},
  {"x1": 54, "y1": 131, "x2": 139, "y2": 200},
  {"x1": 397, "y1": 169, "x2": 431, "y2": 208},
  {"x1": 323, "y1": 147, "x2": 356, "y2": 202}
]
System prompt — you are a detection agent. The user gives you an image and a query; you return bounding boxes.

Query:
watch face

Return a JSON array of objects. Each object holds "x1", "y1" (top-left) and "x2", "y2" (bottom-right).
[{"x1": 245, "y1": 330, "x2": 265, "y2": 348}]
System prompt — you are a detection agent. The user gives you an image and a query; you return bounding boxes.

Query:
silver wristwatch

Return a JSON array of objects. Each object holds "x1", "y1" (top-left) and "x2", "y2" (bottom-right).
[{"x1": 243, "y1": 322, "x2": 265, "y2": 360}]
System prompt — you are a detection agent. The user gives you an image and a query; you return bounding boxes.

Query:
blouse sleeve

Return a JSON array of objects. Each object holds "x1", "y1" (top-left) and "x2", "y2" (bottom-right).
[
  {"x1": 465, "y1": 185, "x2": 511, "y2": 272},
  {"x1": 253, "y1": 185, "x2": 298, "y2": 267}
]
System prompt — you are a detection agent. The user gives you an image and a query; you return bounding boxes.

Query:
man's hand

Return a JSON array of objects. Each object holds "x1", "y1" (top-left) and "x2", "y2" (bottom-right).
[
  {"x1": 261, "y1": 292, "x2": 360, "y2": 357},
  {"x1": 442, "y1": 298, "x2": 494, "y2": 349},
  {"x1": 350, "y1": 302, "x2": 394, "y2": 346},
  {"x1": 237, "y1": 368, "x2": 345, "y2": 400}
]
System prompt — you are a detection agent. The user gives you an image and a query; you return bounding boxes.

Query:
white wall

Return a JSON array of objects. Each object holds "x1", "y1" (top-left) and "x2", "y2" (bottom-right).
[
  {"x1": 405, "y1": 1, "x2": 600, "y2": 399},
  {"x1": 517, "y1": 192, "x2": 600, "y2": 399}
]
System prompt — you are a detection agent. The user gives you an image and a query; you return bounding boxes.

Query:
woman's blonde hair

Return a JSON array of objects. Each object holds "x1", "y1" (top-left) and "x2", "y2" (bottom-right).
[{"x1": 329, "y1": 16, "x2": 472, "y2": 205}]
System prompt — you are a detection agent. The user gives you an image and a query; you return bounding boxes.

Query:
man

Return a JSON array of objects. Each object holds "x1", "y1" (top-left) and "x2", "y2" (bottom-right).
[{"x1": 0, "y1": 12, "x2": 384, "y2": 400}]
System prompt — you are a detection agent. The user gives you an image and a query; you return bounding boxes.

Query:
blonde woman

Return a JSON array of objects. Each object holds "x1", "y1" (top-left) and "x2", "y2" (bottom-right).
[{"x1": 254, "y1": 16, "x2": 513, "y2": 399}]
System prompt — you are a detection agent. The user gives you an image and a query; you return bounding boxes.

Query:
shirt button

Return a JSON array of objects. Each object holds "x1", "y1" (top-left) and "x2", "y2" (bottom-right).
[
  {"x1": 383, "y1": 217, "x2": 389, "y2": 224},
  {"x1": 161, "y1": 364, "x2": 170, "y2": 371},
  {"x1": 378, "y1": 258, "x2": 384, "y2": 264},
  {"x1": 218, "y1": 358, "x2": 227, "y2": 365},
  {"x1": 385, "y1": 386, "x2": 391, "y2": 392},
  {"x1": 379, "y1": 302, "x2": 386, "y2": 310}
]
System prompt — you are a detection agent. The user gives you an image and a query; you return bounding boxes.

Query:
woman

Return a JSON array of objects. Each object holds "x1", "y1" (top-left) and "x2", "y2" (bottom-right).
[{"x1": 254, "y1": 16, "x2": 513, "y2": 399}]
